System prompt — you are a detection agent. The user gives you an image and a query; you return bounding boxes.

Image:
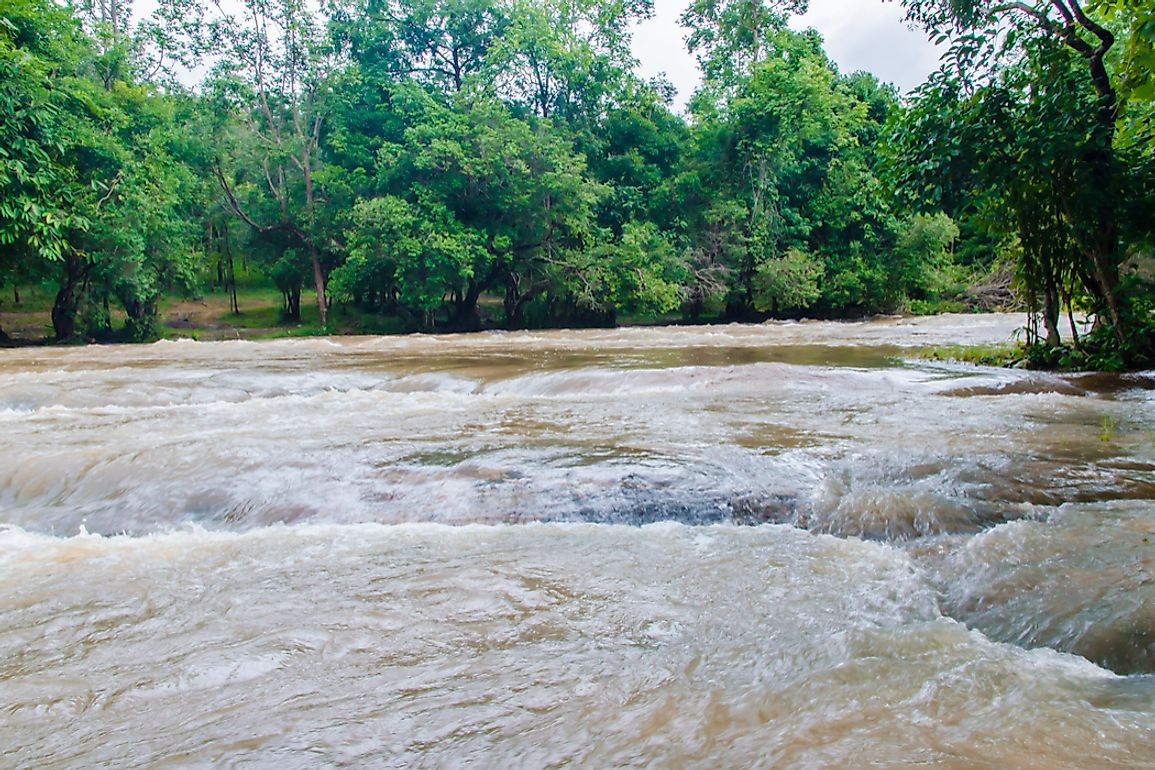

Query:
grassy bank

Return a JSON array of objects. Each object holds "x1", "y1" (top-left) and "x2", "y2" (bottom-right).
[
  {"x1": 914, "y1": 343, "x2": 1027, "y2": 368},
  {"x1": 0, "y1": 285, "x2": 415, "y2": 344}
]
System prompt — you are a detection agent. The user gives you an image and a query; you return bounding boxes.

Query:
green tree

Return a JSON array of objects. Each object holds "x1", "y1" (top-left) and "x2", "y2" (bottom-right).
[
  {"x1": 185, "y1": 0, "x2": 342, "y2": 325},
  {"x1": 487, "y1": 0, "x2": 651, "y2": 124},
  {"x1": 892, "y1": 212, "x2": 960, "y2": 302},
  {"x1": 752, "y1": 247, "x2": 822, "y2": 313},
  {"x1": 561, "y1": 220, "x2": 685, "y2": 322},
  {"x1": 583, "y1": 78, "x2": 688, "y2": 234},
  {"x1": 676, "y1": 22, "x2": 903, "y2": 317},
  {"x1": 334, "y1": 195, "x2": 484, "y2": 329},
  {"x1": 334, "y1": 0, "x2": 507, "y2": 95},
  {"x1": 358, "y1": 87, "x2": 602, "y2": 328},
  {"x1": 682, "y1": 0, "x2": 807, "y2": 90},
  {"x1": 899, "y1": 0, "x2": 1154, "y2": 363},
  {"x1": 1, "y1": 0, "x2": 200, "y2": 341},
  {"x1": 0, "y1": 1, "x2": 77, "y2": 339}
]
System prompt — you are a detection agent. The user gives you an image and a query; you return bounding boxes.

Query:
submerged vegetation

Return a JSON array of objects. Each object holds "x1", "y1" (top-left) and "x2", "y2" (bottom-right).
[
  {"x1": 915, "y1": 343, "x2": 1027, "y2": 368},
  {"x1": 1, "y1": 0, "x2": 1152, "y2": 367}
]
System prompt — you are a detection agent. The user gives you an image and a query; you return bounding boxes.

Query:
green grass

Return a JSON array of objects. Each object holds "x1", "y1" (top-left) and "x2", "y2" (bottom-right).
[
  {"x1": 215, "y1": 290, "x2": 412, "y2": 338},
  {"x1": 231, "y1": 301, "x2": 303, "y2": 330},
  {"x1": 0, "y1": 282, "x2": 58, "y2": 313},
  {"x1": 914, "y1": 343, "x2": 1027, "y2": 367}
]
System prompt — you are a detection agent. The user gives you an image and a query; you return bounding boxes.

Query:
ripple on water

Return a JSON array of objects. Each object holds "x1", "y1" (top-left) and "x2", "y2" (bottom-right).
[
  {"x1": 0, "y1": 523, "x2": 1153, "y2": 768},
  {"x1": 1, "y1": 320, "x2": 1155, "y2": 766},
  {"x1": 924, "y1": 501, "x2": 1155, "y2": 675}
]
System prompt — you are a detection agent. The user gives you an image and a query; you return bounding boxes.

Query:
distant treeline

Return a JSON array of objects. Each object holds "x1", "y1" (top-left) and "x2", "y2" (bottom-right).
[{"x1": 2, "y1": 0, "x2": 1152, "y2": 365}]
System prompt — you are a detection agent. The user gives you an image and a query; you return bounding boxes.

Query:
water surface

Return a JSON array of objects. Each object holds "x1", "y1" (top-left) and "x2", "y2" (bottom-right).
[{"x1": 2, "y1": 314, "x2": 1153, "y2": 767}]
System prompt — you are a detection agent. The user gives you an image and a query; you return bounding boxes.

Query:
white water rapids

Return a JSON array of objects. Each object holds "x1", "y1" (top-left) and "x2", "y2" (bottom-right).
[{"x1": 1, "y1": 314, "x2": 1153, "y2": 767}]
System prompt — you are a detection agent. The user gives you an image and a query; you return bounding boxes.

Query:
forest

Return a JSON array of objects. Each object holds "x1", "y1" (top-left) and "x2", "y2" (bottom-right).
[{"x1": 1, "y1": 0, "x2": 1153, "y2": 367}]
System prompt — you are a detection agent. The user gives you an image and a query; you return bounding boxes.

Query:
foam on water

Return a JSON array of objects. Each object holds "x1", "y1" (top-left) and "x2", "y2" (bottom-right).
[
  {"x1": 2, "y1": 316, "x2": 1155, "y2": 765},
  {"x1": 926, "y1": 501, "x2": 1155, "y2": 675},
  {"x1": 1, "y1": 523, "x2": 1153, "y2": 768}
]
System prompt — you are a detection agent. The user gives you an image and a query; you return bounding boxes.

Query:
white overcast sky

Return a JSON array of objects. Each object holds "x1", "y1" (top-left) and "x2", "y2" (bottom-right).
[
  {"x1": 631, "y1": 0, "x2": 944, "y2": 111},
  {"x1": 133, "y1": 0, "x2": 943, "y2": 109}
]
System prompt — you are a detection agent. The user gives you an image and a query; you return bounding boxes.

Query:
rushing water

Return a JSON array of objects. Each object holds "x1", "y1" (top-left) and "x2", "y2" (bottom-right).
[{"x1": 2, "y1": 314, "x2": 1154, "y2": 768}]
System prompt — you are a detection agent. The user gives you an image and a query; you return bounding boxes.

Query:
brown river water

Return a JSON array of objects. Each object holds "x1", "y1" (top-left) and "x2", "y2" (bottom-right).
[{"x1": 2, "y1": 314, "x2": 1154, "y2": 768}]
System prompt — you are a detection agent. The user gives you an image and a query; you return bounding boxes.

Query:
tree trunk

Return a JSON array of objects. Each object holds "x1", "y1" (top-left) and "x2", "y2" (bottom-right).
[
  {"x1": 52, "y1": 255, "x2": 88, "y2": 341},
  {"x1": 283, "y1": 284, "x2": 302, "y2": 322},
  {"x1": 224, "y1": 226, "x2": 239, "y2": 314},
  {"x1": 1071, "y1": 140, "x2": 1124, "y2": 346},
  {"x1": 309, "y1": 244, "x2": 327, "y2": 326},
  {"x1": 121, "y1": 295, "x2": 159, "y2": 342},
  {"x1": 1042, "y1": 274, "x2": 1061, "y2": 348},
  {"x1": 1069, "y1": 24, "x2": 1124, "y2": 346},
  {"x1": 453, "y1": 279, "x2": 483, "y2": 330},
  {"x1": 504, "y1": 279, "x2": 523, "y2": 328}
]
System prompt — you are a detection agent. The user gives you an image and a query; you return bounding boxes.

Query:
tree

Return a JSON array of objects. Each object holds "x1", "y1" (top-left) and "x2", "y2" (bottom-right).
[
  {"x1": 583, "y1": 77, "x2": 688, "y2": 234},
  {"x1": 675, "y1": 23, "x2": 905, "y2": 318},
  {"x1": 1, "y1": 0, "x2": 200, "y2": 342},
  {"x1": 187, "y1": 0, "x2": 342, "y2": 325},
  {"x1": 487, "y1": 0, "x2": 652, "y2": 124},
  {"x1": 899, "y1": 0, "x2": 1154, "y2": 363},
  {"x1": 563, "y1": 220, "x2": 685, "y2": 322},
  {"x1": 892, "y1": 212, "x2": 960, "y2": 302},
  {"x1": 752, "y1": 247, "x2": 822, "y2": 313},
  {"x1": 334, "y1": 0, "x2": 507, "y2": 95},
  {"x1": 681, "y1": 0, "x2": 807, "y2": 95},
  {"x1": 333, "y1": 195, "x2": 484, "y2": 329},
  {"x1": 0, "y1": 1, "x2": 77, "y2": 338},
  {"x1": 356, "y1": 87, "x2": 602, "y2": 328}
]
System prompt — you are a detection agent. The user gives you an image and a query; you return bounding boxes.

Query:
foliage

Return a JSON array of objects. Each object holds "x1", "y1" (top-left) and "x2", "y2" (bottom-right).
[
  {"x1": 682, "y1": 0, "x2": 807, "y2": 89},
  {"x1": 752, "y1": 248, "x2": 822, "y2": 313},
  {"x1": 0, "y1": 1, "x2": 75, "y2": 275},
  {"x1": 677, "y1": 24, "x2": 915, "y2": 318},
  {"x1": 2, "y1": 0, "x2": 1142, "y2": 369},
  {"x1": 894, "y1": 0, "x2": 1155, "y2": 365},
  {"x1": 582, "y1": 220, "x2": 686, "y2": 317},
  {"x1": 0, "y1": 0, "x2": 200, "y2": 341},
  {"x1": 892, "y1": 212, "x2": 961, "y2": 301},
  {"x1": 333, "y1": 195, "x2": 484, "y2": 328}
]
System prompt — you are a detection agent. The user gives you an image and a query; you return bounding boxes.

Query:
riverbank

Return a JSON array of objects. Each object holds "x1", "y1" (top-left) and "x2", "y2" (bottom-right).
[
  {"x1": 0, "y1": 285, "x2": 1000, "y2": 345},
  {"x1": 8, "y1": 286, "x2": 1137, "y2": 373},
  {"x1": 0, "y1": 287, "x2": 363, "y2": 345},
  {"x1": 0, "y1": 293, "x2": 1042, "y2": 371}
]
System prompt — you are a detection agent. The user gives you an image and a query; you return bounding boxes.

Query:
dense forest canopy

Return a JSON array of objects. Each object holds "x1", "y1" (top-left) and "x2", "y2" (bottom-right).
[{"x1": 0, "y1": 0, "x2": 1152, "y2": 366}]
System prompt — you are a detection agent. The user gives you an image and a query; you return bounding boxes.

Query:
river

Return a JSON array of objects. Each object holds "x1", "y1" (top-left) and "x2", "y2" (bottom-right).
[{"x1": 2, "y1": 314, "x2": 1153, "y2": 767}]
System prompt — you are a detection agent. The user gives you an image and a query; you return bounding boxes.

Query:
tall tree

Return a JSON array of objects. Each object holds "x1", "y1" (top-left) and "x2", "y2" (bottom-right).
[
  {"x1": 488, "y1": 0, "x2": 651, "y2": 123},
  {"x1": 676, "y1": 23, "x2": 907, "y2": 317},
  {"x1": 899, "y1": 0, "x2": 1153, "y2": 361},
  {"x1": 343, "y1": 87, "x2": 603, "y2": 328},
  {"x1": 681, "y1": 0, "x2": 807, "y2": 94},
  {"x1": 186, "y1": 0, "x2": 341, "y2": 325},
  {"x1": 2, "y1": 0, "x2": 200, "y2": 341},
  {"x1": 334, "y1": 0, "x2": 507, "y2": 95},
  {"x1": 0, "y1": 0, "x2": 76, "y2": 339}
]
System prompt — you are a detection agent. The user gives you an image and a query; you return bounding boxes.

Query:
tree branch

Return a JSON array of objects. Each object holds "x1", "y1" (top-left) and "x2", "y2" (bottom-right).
[
  {"x1": 1063, "y1": 0, "x2": 1113, "y2": 51},
  {"x1": 214, "y1": 162, "x2": 267, "y2": 232},
  {"x1": 991, "y1": 2, "x2": 1054, "y2": 30},
  {"x1": 95, "y1": 172, "x2": 123, "y2": 208}
]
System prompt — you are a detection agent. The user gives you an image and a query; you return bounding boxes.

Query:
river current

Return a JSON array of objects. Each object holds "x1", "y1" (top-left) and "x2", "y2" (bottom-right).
[{"x1": 2, "y1": 314, "x2": 1153, "y2": 767}]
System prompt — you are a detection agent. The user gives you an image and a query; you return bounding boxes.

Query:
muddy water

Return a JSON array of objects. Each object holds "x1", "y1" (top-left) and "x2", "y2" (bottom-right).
[{"x1": 2, "y1": 314, "x2": 1154, "y2": 767}]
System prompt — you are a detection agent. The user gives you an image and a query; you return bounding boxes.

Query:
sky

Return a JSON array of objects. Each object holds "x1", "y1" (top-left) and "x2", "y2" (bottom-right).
[
  {"x1": 132, "y1": 0, "x2": 944, "y2": 108},
  {"x1": 631, "y1": 0, "x2": 945, "y2": 111}
]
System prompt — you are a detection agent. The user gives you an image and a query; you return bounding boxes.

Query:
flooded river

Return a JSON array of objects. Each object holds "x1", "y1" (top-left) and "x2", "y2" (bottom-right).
[{"x1": 2, "y1": 314, "x2": 1154, "y2": 767}]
